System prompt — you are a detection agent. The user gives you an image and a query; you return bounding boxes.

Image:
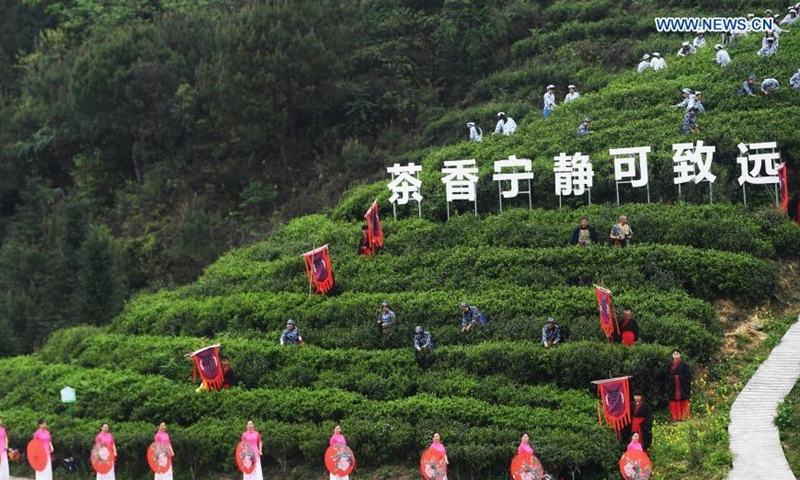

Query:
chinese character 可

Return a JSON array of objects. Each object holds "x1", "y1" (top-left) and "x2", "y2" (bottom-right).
[
  {"x1": 553, "y1": 152, "x2": 594, "y2": 196},
  {"x1": 736, "y1": 142, "x2": 780, "y2": 185},
  {"x1": 441, "y1": 159, "x2": 479, "y2": 202},
  {"x1": 387, "y1": 163, "x2": 423, "y2": 205},
  {"x1": 493, "y1": 155, "x2": 533, "y2": 199},
  {"x1": 610, "y1": 146, "x2": 651, "y2": 188},
  {"x1": 672, "y1": 141, "x2": 717, "y2": 185}
]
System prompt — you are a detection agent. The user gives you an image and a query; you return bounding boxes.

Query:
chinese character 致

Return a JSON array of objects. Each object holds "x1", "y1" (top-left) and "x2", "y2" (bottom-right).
[
  {"x1": 387, "y1": 163, "x2": 423, "y2": 205},
  {"x1": 553, "y1": 152, "x2": 594, "y2": 196},
  {"x1": 672, "y1": 141, "x2": 717, "y2": 185},
  {"x1": 610, "y1": 146, "x2": 651, "y2": 188},
  {"x1": 493, "y1": 155, "x2": 533, "y2": 199},
  {"x1": 736, "y1": 142, "x2": 780, "y2": 185},
  {"x1": 441, "y1": 159, "x2": 479, "y2": 202}
]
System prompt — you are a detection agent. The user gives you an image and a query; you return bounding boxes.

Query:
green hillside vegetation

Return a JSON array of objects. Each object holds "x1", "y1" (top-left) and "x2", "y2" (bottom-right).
[
  {"x1": 1, "y1": 203, "x2": 797, "y2": 479},
  {"x1": 1, "y1": 0, "x2": 800, "y2": 479}
]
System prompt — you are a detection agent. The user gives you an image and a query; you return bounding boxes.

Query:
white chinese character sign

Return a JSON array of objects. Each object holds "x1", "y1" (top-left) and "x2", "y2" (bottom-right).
[
  {"x1": 387, "y1": 163, "x2": 423, "y2": 219},
  {"x1": 736, "y1": 142, "x2": 781, "y2": 206},
  {"x1": 441, "y1": 159, "x2": 479, "y2": 218},
  {"x1": 672, "y1": 141, "x2": 717, "y2": 202},
  {"x1": 553, "y1": 152, "x2": 594, "y2": 206},
  {"x1": 610, "y1": 146, "x2": 651, "y2": 204},
  {"x1": 493, "y1": 155, "x2": 534, "y2": 212}
]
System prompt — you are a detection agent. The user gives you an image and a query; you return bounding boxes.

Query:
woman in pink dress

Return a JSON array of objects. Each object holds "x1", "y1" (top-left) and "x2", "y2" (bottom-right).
[
  {"x1": 328, "y1": 425, "x2": 350, "y2": 480},
  {"x1": 95, "y1": 424, "x2": 117, "y2": 480},
  {"x1": 33, "y1": 419, "x2": 54, "y2": 480},
  {"x1": 241, "y1": 421, "x2": 263, "y2": 480},
  {"x1": 427, "y1": 432, "x2": 449, "y2": 479},
  {"x1": 0, "y1": 418, "x2": 8, "y2": 480},
  {"x1": 627, "y1": 432, "x2": 644, "y2": 452},
  {"x1": 154, "y1": 422, "x2": 175, "y2": 480},
  {"x1": 517, "y1": 433, "x2": 534, "y2": 456}
]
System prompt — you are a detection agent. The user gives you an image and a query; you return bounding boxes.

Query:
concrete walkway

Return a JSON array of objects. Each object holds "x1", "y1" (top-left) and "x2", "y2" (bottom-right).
[{"x1": 727, "y1": 314, "x2": 800, "y2": 480}]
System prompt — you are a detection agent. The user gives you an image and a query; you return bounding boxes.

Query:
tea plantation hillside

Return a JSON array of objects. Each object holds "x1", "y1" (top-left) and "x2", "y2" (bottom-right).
[
  {"x1": 2, "y1": 3, "x2": 800, "y2": 480},
  {"x1": 1, "y1": 203, "x2": 798, "y2": 480}
]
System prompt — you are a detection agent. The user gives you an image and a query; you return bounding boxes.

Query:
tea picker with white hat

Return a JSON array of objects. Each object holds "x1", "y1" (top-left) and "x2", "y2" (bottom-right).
[
  {"x1": 637, "y1": 54, "x2": 651, "y2": 73},
  {"x1": 714, "y1": 44, "x2": 731, "y2": 66},
  {"x1": 693, "y1": 31, "x2": 706, "y2": 48},
  {"x1": 687, "y1": 91, "x2": 704, "y2": 113},
  {"x1": 543, "y1": 84, "x2": 557, "y2": 117},
  {"x1": 671, "y1": 88, "x2": 694, "y2": 108},
  {"x1": 790, "y1": 68, "x2": 800, "y2": 89},
  {"x1": 493, "y1": 112, "x2": 517, "y2": 135},
  {"x1": 761, "y1": 78, "x2": 780, "y2": 95},
  {"x1": 758, "y1": 36, "x2": 778, "y2": 56},
  {"x1": 279, "y1": 319, "x2": 304, "y2": 346},
  {"x1": 650, "y1": 52, "x2": 667, "y2": 70},
  {"x1": 466, "y1": 122, "x2": 482, "y2": 142},
  {"x1": 676, "y1": 42, "x2": 695, "y2": 57},
  {"x1": 564, "y1": 84, "x2": 581, "y2": 102}
]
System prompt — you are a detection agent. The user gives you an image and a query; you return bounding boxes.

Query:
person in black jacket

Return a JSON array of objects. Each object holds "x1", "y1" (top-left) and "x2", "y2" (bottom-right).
[
  {"x1": 621, "y1": 390, "x2": 653, "y2": 453},
  {"x1": 665, "y1": 349, "x2": 692, "y2": 421}
]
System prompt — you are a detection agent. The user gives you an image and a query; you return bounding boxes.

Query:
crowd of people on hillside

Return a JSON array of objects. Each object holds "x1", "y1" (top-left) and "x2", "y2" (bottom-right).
[{"x1": 464, "y1": 6, "x2": 800, "y2": 142}]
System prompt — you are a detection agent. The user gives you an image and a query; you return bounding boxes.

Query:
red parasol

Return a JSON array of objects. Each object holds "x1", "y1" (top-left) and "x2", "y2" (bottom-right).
[
  {"x1": 619, "y1": 449, "x2": 652, "y2": 480},
  {"x1": 147, "y1": 442, "x2": 172, "y2": 474},
  {"x1": 235, "y1": 441, "x2": 258, "y2": 474},
  {"x1": 420, "y1": 447, "x2": 448, "y2": 480},
  {"x1": 91, "y1": 442, "x2": 115, "y2": 474},
  {"x1": 26, "y1": 440, "x2": 48, "y2": 472},
  {"x1": 510, "y1": 453, "x2": 546, "y2": 480},
  {"x1": 325, "y1": 444, "x2": 356, "y2": 476}
]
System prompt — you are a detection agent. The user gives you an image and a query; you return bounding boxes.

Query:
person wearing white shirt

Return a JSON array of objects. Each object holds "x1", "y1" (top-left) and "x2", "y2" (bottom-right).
[
  {"x1": 693, "y1": 31, "x2": 706, "y2": 48},
  {"x1": 542, "y1": 85, "x2": 557, "y2": 118},
  {"x1": 466, "y1": 122, "x2": 482, "y2": 142},
  {"x1": 790, "y1": 69, "x2": 800, "y2": 90},
  {"x1": 761, "y1": 78, "x2": 779, "y2": 95},
  {"x1": 758, "y1": 37, "x2": 778, "y2": 56},
  {"x1": 493, "y1": 112, "x2": 517, "y2": 135},
  {"x1": 564, "y1": 84, "x2": 581, "y2": 102},
  {"x1": 676, "y1": 42, "x2": 695, "y2": 57},
  {"x1": 714, "y1": 45, "x2": 731, "y2": 66},
  {"x1": 637, "y1": 54, "x2": 651, "y2": 73},
  {"x1": 650, "y1": 52, "x2": 667, "y2": 70}
]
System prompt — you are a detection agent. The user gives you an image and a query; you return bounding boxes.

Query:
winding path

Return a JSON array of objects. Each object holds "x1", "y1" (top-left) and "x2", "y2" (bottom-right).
[{"x1": 727, "y1": 314, "x2": 800, "y2": 480}]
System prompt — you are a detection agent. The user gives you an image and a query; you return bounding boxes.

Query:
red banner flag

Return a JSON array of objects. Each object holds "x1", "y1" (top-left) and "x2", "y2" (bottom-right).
[
  {"x1": 595, "y1": 285, "x2": 618, "y2": 339},
  {"x1": 303, "y1": 245, "x2": 334, "y2": 294},
  {"x1": 778, "y1": 163, "x2": 789, "y2": 213},
  {"x1": 187, "y1": 344, "x2": 224, "y2": 391},
  {"x1": 592, "y1": 376, "x2": 632, "y2": 433},
  {"x1": 365, "y1": 200, "x2": 384, "y2": 249}
]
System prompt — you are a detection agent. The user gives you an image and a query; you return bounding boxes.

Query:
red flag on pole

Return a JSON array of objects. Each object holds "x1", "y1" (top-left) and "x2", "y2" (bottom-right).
[
  {"x1": 187, "y1": 344, "x2": 224, "y2": 391},
  {"x1": 778, "y1": 163, "x2": 789, "y2": 212},
  {"x1": 595, "y1": 285, "x2": 618, "y2": 340},
  {"x1": 303, "y1": 245, "x2": 334, "y2": 294},
  {"x1": 591, "y1": 376, "x2": 632, "y2": 433},
  {"x1": 365, "y1": 200, "x2": 384, "y2": 249}
]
